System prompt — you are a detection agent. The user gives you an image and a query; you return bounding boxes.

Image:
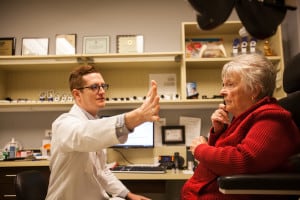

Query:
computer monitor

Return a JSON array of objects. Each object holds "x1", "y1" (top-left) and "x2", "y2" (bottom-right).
[{"x1": 111, "y1": 121, "x2": 154, "y2": 148}]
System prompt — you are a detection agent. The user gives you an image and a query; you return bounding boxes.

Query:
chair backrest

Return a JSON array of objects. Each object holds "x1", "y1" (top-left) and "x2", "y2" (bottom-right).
[
  {"x1": 278, "y1": 52, "x2": 300, "y2": 129},
  {"x1": 15, "y1": 170, "x2": 48, "y2": 200},
  {"x1": 278, "y1": 53, "x2": 300, "y2": 172}
]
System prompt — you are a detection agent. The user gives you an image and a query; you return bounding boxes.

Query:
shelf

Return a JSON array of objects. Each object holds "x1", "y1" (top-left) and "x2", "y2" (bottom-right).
[
  {"x1": 183, "y1": 21, "x2": 243, "y2": 37},
  {"x1": 0, "y1": 52, "x2": 183, "y2": 71},
  {"x1": 185, "y1": 56, "x2": 282, "y2": 69},
  {"x1": 0, "y1": 99, "x2": 222, "y2": 112},
  {"x1": 0, "y1": 21, "x2": 285, "y2": 112}
]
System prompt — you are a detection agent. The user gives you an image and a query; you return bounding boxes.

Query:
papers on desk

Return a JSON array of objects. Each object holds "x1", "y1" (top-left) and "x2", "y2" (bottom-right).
[
  {"x1": 179, "y1": 116, "x2": 201, "y2": 146},
  {"x1": 182, "y1": 169, "x2": 194, "y2": 174}
]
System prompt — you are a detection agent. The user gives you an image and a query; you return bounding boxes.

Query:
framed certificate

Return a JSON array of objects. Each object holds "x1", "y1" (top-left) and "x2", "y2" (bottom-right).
[
  {"x1": 56, "y1": 34, "x2": 76, "y2": 55},
  {"x1": 83, "y1": 36, "x2": 109, "y2": 54},
  {"x1": 117, "y1": 35, "x2": 143, "y2": 53},
  {"x1": 0, "y1": 37, "x2": 16, "y2": 56},
  {"x1": 162, "y1": 126, "x2": 185, "y2": 144},
  {"x1": 21, "y1": 38, "x2": 49, "y2": 56}
]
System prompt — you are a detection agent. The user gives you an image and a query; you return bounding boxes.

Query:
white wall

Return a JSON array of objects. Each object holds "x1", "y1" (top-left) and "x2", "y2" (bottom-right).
[
  {"x1": 0, "y1": 0, "x2": 223, "y2": 148},
  {"x1": 282, "y1": 1, "x2": 300, "y2": 60},
  {"x1": 0, "y1": 0, "x2": 242, "y2": 54},
  {"x1": 0, "y1": 0, "x2": 298, "y2": 149},
  {"x1": 0, "y1": 0, "x2": 194, "y2": 54}
]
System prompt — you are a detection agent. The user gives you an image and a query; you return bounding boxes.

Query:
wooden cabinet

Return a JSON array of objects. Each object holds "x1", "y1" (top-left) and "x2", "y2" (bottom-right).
[
  {"x1": 0, "y1": 21, "x2": 286, "y2": 113},
  {"x1": 0, "y1": 53, "x2": 188, "y2": 112},
  {"x1": 0, "y1": 166, "x2": 50, "y2": 200},
  {"x1": 181, "y1": 21, "x2": 285, "y2": 100}
]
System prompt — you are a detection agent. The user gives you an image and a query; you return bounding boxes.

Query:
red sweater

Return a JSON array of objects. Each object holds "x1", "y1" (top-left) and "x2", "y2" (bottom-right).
[{"x1": 181, "y1": 97, "x2": 300, "y2": 200}]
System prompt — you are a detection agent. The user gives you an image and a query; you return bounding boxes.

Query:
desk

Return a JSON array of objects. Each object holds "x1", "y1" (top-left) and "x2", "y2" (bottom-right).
[
  {"x1": 114, "y1": 170, "x2": 192, "y2": 180},
  {"x1": 114, "y1": 170, "x2": 192, "y2": 199},
  {"x1": 0, "y1": 161, "x2": 50, "y2": 200},
  {"x1": 0, "y1": 160, "x2": 49, "y2": 167},
  {"x1": 0, "y1": 160, "x2": 193, "y2": 200}
]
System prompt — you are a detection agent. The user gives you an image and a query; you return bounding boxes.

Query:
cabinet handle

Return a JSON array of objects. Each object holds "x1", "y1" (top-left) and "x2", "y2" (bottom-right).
[
  {"x1": 5, "y1": 174, "x2": 16, "y2": 177},
  {"x1": 3, "y1": 194, "x2": 16, "y2": 197}
]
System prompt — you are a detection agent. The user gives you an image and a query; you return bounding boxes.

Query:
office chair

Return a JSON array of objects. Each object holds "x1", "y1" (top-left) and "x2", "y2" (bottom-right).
[
  {"x1": 218, "y1": 53, "x2": 300, "y2": 197},
  {"x1": 15, "y1": 170, "x2": 48, "y2": 200}
]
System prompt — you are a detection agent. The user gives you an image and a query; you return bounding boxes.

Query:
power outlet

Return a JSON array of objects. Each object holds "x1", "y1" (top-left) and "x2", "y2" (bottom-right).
[{"x1": 45, "y1": 129, "x2": 52, "y2": 137}]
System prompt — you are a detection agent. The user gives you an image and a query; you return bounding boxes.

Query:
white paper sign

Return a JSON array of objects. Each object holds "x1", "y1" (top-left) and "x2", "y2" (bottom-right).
[
  {"x1": 149, "y1": 74, "x2": 177, "y2": 97},
  {"x1": 154, "y1": 118, "x2": 166, "y2": 146},
  {"x1": 179, "y1": 116, "x2": 201, "y2": 146}
]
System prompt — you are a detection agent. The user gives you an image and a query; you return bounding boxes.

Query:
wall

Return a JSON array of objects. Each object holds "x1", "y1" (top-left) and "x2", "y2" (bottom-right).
[
  {"x1": 0, "y1": 0, "x2": 235, "y2": 149},
  {"x1": 0, "y1": 108, "x2": 214, "y2": 150},
  {"x1": 1, "y1": 0, "x2": 298, "y2": 55},
  {"x1": 0, "y1": 0, "x2": 299, "y2": 149},
  {"x1": 0, "y1": 0, "x2": 197, "y2": 54},
  {"x1": 282, "y1": 0, "x2": 300, "y2": 60}
]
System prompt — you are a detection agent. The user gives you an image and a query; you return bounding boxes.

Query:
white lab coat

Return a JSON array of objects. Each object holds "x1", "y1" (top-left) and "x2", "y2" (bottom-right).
[{"x1": 45, "y1": 104, "x2": 129, "y2": 200}]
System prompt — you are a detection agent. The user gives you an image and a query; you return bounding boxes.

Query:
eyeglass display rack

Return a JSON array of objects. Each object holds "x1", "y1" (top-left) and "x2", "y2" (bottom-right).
[{"x1": 0, "y1": 21, "x2": 285, "y2": 112}]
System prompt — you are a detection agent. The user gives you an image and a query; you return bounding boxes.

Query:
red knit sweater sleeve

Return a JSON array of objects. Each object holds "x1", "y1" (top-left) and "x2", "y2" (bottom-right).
[{"x1": 193, "y1": 105, "x2": 300, "y2": 176}]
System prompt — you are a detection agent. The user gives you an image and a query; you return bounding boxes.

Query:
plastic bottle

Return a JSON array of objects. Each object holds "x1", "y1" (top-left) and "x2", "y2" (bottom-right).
[
  {"x1": 173, "y1": 152, "x2": 180, "y2": 174},
  {"x1": 2, "y1": 149, "x2": 9, "y2": 160},
  {"x1": 9, "y1": 138, "x2": 17, "y2": 158}
]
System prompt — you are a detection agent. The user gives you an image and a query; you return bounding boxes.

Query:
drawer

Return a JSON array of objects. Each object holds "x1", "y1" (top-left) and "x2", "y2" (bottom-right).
[
  {"x1": 0, "y1": 168, "x2": 20, "y2": 184},
  {"x1": 0, "y1": 166, "x2": 50, "y2": 200},
  {"x1": 0, "y1": 167, "x2": 50, "y2": 183},
  {"x1": 0, "y1": 183, "x2": 16, "y2": 200}
]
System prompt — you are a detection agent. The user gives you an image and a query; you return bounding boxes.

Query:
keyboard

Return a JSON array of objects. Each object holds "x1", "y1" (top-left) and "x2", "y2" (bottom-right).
[{"x1": 111, "y1": 165, "x2": 166, "y2": 174}]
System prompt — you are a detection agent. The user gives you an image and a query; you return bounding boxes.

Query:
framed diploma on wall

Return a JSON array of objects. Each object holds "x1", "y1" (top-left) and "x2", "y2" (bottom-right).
[
  {"x1": 83, "y1": 36, "x2": 109, "y2": 54},
  {"x1": 21, "y1": 38, "x2": 49, "y2": 56},
  {"x1": 116, "y1": 35, "x2": 143, "y2": 53},
  {"x1": 0, "y1": 37, "x2": 16, "y2": 56},
  {"x1": 162, "y1": 125, "x2": 185, "y2": 144},
  {"x1": 56, "y1": 34, "x2": 76, "y2": 55}
]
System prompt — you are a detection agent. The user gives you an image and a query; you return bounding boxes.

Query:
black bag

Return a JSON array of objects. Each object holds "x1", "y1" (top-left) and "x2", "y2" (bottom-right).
[{"x1": 186, "y1": 0, "x2": 296, "y2": 39}]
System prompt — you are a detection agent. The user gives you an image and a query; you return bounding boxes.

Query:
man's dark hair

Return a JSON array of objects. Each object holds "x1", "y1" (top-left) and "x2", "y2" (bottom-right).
[{"x1": 69, "y1": 65, "x2": 98, "y2": 91}]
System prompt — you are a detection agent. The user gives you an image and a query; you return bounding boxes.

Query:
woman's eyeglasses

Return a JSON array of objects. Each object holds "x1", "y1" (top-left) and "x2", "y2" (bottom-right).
[{"x1": 77, "y1": 83, "x2": 109, "y2": 93}]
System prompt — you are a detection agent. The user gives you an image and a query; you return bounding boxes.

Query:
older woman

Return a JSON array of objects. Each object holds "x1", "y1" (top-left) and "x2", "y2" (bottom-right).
[{"x1": 181, "y1": 53, "x2": 300, "y2": 200}]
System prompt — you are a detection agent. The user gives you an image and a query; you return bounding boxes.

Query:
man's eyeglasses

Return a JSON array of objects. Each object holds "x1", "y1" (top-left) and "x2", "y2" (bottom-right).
[{"x1": 77, "y1": 84, "x2": 109, "y2": 93}]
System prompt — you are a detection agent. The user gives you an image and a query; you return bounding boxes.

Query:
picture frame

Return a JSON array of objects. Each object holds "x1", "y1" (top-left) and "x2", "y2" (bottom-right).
[
  {"x1": 21, "y1": 38, "x2": 49, "y2": 56},
  {"x1": 162, "y1": 125, "x2": 185, "y2": 144},
  {"x1": 55, "y1": 34, "x2": 76, "y2": 55},
  {"x1": 0, "y1": 37, "x2": 16, "y2": 56},
  {"x1": 116, "y1": 35, "x2": 143, "y2": 53},
  {"x1": 83, "y1": 36, "x2": 109, "y2": 54}
]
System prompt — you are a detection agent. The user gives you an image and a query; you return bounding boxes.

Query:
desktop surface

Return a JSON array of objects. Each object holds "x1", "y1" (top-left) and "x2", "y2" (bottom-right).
[{"x1": 111, "y1": 165, "x2": 166, "y2": 174}]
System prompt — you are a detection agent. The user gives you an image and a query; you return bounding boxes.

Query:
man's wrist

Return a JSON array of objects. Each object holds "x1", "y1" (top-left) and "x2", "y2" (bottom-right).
[{"x1": 116, "y1": 114, "x2": 131, "y2": 137}]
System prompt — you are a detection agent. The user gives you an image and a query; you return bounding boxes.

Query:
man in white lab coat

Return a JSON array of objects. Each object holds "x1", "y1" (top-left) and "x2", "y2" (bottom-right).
[{"x1": 45, "y1": 65, "x2": 160, "y2": 200}]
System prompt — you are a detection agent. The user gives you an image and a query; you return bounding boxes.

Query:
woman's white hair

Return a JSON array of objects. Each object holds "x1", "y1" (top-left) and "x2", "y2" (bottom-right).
[{"x1": 222, "y1": 53, "x2": 276, "y2": 100}]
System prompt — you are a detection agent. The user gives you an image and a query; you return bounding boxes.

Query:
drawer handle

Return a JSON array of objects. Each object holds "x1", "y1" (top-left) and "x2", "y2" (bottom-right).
[
  {"x1": 3, "y1": 194, "x2": 16, "y2": 197},
  {"x1": 5, "y1": 174, "x2": 16, "y2": 177}
]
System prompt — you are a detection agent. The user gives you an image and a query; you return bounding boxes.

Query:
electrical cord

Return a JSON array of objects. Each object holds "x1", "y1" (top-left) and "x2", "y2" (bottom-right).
[{"x1": 113, "y1": 149, "x2": 133, "y2": 164}]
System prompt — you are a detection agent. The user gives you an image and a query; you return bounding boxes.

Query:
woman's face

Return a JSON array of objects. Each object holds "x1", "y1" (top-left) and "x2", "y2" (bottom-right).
[{"x1": 220, "y1": 73, "x2": 256, "y2": 117}]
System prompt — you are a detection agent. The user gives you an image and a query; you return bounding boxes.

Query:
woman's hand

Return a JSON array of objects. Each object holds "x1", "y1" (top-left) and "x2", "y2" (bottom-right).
[
  {"x1": 190, "y1": 136, "x2": 208, "y2": 155},
  {"x1": 211, "y1": 103, "x2": 230, "y2": 133}
]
